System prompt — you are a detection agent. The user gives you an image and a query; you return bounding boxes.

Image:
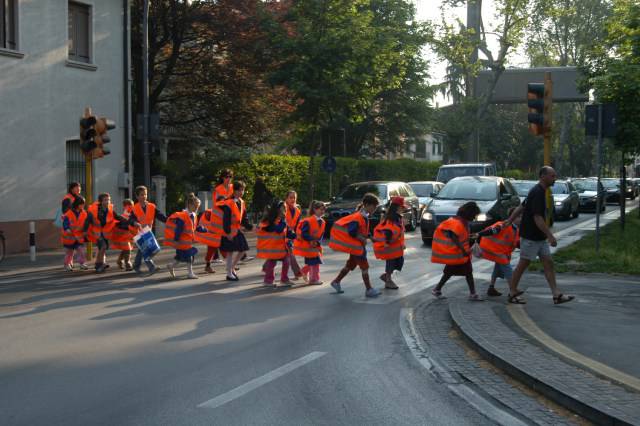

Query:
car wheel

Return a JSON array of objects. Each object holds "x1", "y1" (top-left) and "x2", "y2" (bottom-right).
[{"x1": 406, "y1": 209, "x2": 417, "y2": 231}]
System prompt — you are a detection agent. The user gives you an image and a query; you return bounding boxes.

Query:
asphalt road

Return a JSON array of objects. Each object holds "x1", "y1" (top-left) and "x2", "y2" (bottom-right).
[{"x1": 0, "y1": 205, "x2": 622, "y2": 426}]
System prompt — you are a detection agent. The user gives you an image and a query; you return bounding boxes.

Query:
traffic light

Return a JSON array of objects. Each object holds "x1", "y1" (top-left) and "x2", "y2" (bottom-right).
[
  {"x1": 527, "y1": 83, "x2": 544, "y2": 136},
  {"x1": 94, "y1": 117, "x2": 115, "y2": 158},
  {"x1": 79, "y1": 115, "x2": 97, "y2": 154}
]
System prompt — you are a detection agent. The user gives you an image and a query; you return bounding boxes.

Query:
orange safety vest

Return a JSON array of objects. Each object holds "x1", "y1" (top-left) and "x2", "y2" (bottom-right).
[
  {"x1": 431, "y1": 217, "x2": 470, "y2": 265},
  {"x1": 256, "y1": 219, "x2": 288, "y2": 259},
  {"x1": 61, "y1": 209, "x2": 87, "y2": 246},
  {"x1": 133, "y1": 202, "x2": 156, "y2": 228},
  {"x1": 213, "y1": 184, "x2": 233, "y2": 205},
  {"x1": 164, "y1": 211, "x2": 196, "y2": 250},
  {"x1": 87, "y1": 202, "x2": 116, "y2": 242},
  {"x1": 372, "y1": 220, "x2": 405, "y2": 260},
  {"x1": 225, "y1": 198, "x2": 245, "y2": 231},
  {"x1": 62, "y1": 193, "x2": 75, "y2": 209},
  {"x1": 329, "y1": 212, "x2": 368, "y2": 256},
  {"x1": 285, "y1": 205, "x2": 301, "y2": 231},
  {"x1": 194, "y1": 210, "x2": 222, "y2": 248},
  {"x1": 293, "y1": 216, "x2": 326, "y2": 258},
  {"x1": 110, "y1": 207, "x2": 136, "y2": 250},
  {"x1": 479, "y1": 221, "x2": 519, "y2": 265}
]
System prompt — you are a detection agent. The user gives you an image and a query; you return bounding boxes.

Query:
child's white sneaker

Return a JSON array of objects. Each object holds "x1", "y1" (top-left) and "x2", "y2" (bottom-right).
[
  {"x1": 187, "y1": 272, "x2": 198, "y2": 279},
  {"x1": 79, "y1": 263, "x2": 89, "y2": 270},
  {"x1": 64, "y1": 264, "x2": 73, "y2": 272},
  {"x1": 167, "y1": 264, "x2": 175, "y2": 278}
]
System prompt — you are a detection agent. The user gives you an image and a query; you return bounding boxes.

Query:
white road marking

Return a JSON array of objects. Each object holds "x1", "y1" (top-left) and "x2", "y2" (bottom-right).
[{"x1": 198, "y1": 351, "x2": 327, "y2": 409}]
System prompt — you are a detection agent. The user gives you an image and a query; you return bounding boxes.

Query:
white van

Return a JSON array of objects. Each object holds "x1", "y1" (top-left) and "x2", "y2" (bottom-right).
[{"x1": 436, "y1": 163, "x2": 497, "y2": 183}]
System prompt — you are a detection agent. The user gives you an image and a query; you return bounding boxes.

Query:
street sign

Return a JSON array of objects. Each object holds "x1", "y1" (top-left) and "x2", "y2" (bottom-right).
[
  {"x1": 322, "y1": 156, "x2": 337, "y2": 173},
  {"x1": 585, "y1": 104, "x2": 616, "y2": 137}
]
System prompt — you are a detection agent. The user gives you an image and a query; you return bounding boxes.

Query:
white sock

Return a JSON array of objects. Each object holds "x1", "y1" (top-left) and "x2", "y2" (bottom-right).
[{"x1": 226, "y1": 254, "x2": 234, "y2": 276}]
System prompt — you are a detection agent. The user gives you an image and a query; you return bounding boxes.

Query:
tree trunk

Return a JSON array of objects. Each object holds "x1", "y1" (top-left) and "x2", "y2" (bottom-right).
[{"x1": 307, "y1": 130, "x2": 321, "y2": 201}]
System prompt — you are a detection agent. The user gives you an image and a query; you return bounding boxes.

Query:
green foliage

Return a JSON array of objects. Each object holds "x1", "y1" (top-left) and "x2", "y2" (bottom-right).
[
  {"x1": 161, "y1": 153, "x2": 440, "y2": 212},
  {"x1": 502, "y1": 169, "x2": 536, "y2": 180}
]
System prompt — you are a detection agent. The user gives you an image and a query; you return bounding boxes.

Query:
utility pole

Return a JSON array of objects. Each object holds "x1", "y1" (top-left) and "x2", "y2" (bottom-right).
[
  {"x1": 142, "y1": 0, "x2": 151, "y2": 188},
  {"x1": 466, "y1": 0, "x2": 481, "y2": 162}
]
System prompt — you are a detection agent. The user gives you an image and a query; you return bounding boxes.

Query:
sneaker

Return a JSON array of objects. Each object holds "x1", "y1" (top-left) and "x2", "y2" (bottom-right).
[
  {"x1": 204, "y1": 264, "x2": 215, "y2": 274},
  {"x1": 117, "y1": 259, "x2": 124, "y2": 269},
  {"x1": 468, "y1": 293, "x2": 484, "y2": 302},
  {"x1": 365, "y1": 288, "x2": 381, "y2": 298},
  {"x1": 167, "y1": 264, "x2": 175, "y2": 278},
  {"x1": 487, "y1": 286, "x2": 502, "y2": 297},
  {"x1": 133, "y1": 267, "x2": 141, "y2": 274},
  {"x1": 308, "y1": 281, "x2": 323, "y2": 286},
  {"x1": 125, "y1": 263, "x2": 133, "y2": 271},
  {"x1": 212, "y1": 258, "x2": 224, "y2": 264},
  {"x1": 243, "y1": 256, "x2": 255, "y2": 262},
  {"x1": 148, "y1": 264, "x2": 158, "y2": 276},
  {"x1": 331, "y1": 281, "x2": 344, "y2": 294},
  {"x1": 79, "y1": 263, "x2": 89, "y2": 270},
  {"x1": 187, "y1": 272, "x2": 198, "y2": 279},
  {"x1": 96, "y1": 264, "x2": 106, "y2": 273},
  {"x1": 64, "y1": 264, "x2": 73, "y2": 272},
  {"x1": 226, "y1": 275, "x2": 239, "y2": 282},
  {"x1": 431, "y1": 288, "x2": 444, "y2": 299}
]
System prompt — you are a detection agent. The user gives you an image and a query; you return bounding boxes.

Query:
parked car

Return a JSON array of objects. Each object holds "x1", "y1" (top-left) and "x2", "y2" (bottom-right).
[
  {"x1": 572, "y1": 178, "x2": 605, "y2": 212},
  {"x1": 324, "y1": 181, "x2": 421, "y2": 235},
  {"x1": 550, "y1": 180, "x2": 580, "y2": 219},
  {"x1": 511, "y1": 180, "x2": 537, "y2": 203},
  {"x1": 420, "y1": 176, "x2": 520, "y2": 245},
  {"x1": 623, "y1": 179, "x2": 636, "y2": 200},
  {"x1": 435, "y1": 163, "x2": 497, "y2": 183},
  {"x1": 601, "y1": 178, "x2": 622, "y2": 204},
  {"x1": 408, "y1": 181, "x2": 444, "y2": 213},
  {"x1": 631, "y1": 178, "x2": 640, "y2": 197}
]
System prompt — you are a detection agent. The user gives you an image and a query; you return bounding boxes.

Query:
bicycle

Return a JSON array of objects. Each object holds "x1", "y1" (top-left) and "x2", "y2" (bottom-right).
[{"x1": 0, "y1": 230, "x2": 5, "y2": 264}]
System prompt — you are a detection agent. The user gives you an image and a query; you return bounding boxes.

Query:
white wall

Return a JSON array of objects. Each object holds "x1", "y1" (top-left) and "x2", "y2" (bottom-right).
[{"x1": 0, "y1": 0, "x2": 126, "y2": 222}]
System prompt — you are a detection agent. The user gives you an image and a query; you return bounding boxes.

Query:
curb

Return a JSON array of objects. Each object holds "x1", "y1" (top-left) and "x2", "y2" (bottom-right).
[{"x1": 449, "y1": 301, "x2": 638, "y2": 426}]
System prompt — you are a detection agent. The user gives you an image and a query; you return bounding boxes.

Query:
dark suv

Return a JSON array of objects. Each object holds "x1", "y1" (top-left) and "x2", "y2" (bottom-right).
[
  {"x1": 420, "y1": 176, "x2": 520, "y2": 245},
  {"x1": 324, "y1": 181, "x2": 421, "y2": 235}
]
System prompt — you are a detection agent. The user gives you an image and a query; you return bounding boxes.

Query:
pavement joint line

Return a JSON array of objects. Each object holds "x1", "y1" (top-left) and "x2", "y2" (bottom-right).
[
  {"x1": 507, "y1": 304, "x2": 640, "y2": 393},
  {"x1": 399, "y1": 307, "x2": 530, "y2": 426},
  {"x1": 197, "y1": 351, "x2": 327, "y2": 409}
]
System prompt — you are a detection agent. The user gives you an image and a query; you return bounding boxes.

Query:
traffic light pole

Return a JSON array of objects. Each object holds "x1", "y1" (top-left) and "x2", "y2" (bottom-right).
[
  {"x1": 543, "y1": 72, "x2": 553, "y2": 166},
  {"x1": 85, "y1": 153, "x2": 93, "y2": 260},
  {"x1": 142, "y1": 0, "x2": 151, "y2": 188}
]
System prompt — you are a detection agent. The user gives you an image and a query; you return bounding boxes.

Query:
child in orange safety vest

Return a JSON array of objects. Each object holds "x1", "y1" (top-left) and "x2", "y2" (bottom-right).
[
  {"x1": 373, "y1": 196, "x2": 408, "y2": 290},
  {"x1": 111, "y1": 199, "x2": 136, "y2": 271},
  {"x1": 477, "y1": 207, "x2": 521, "y2": 298},
  {"x1": 165, "y1": 193, "x2": 203, "y2": 279},
  {"x1": 431, "y1": 201, "x2": 483, "y2": 301},
  {"x1": 218, "y1": 181, "x2": 254, "y2": 281},
  {"x1": 196, "y1": 204, "x2": 224, "y2": 274},
  {"x1": 61, "y1": 195, "x2": 89, "y2": 271},
  {"x1": 256, "y1": 200, "x2": 290, "y2": 287},
  {"x1": 329, "y1": 193, "x2": 381, "y2": 298},
  {"x1": 87, "y1": 193, "x2": 141, "y2": 273},
  {"x1": 294, "y1": 200, "x2": 326, "y2": 285},
  {"x1": 130, "y1": 185, "x2": 168, "y2": 275}
]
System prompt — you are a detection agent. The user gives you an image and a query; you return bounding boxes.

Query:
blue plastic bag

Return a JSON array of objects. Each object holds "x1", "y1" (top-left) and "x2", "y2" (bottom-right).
[
  {"x1": 134, "y1": 227, "x2": 161, "y2": 261},
  {"x1": 53, "y1": 208, "x2": 63, "y2": 228}
]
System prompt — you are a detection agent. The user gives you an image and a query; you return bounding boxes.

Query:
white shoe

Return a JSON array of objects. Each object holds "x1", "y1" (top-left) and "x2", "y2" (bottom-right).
[
  {"x1": 79, "y1": 263, "x2": 89, "y2": 270},
  {"x1": 187, "y1": 273, "x2": 198, "y2": 279},
  {"x1": 167, "y1": 264, "x2": 175, "y2": 278},
  {"x1": 64, "y1": 264, "x2": 73, "y2": 272},
  {"x1": 212, "y1": 259, "x2": 224, "y2": 264}
]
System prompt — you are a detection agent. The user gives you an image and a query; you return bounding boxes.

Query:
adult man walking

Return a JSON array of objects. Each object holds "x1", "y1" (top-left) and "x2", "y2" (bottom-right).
[{"x1": 506, "y1": 166, "x2": 574, "y2": 305}]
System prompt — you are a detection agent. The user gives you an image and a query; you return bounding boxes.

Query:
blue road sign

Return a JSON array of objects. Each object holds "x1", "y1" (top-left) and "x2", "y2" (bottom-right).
[{"x1": 322, "y1": 156, "x2": 337, "y2": 173}]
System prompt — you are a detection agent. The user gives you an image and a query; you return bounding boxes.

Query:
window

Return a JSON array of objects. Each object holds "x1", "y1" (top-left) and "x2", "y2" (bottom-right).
[
  {"x1": 1, "y1": 0, "x2": 17, "y2": 50},
  {"x1": 68, "y1": 2, "x2": 91, "y2": 63},
  {"x1": 66, "y1": 140, "x2": 86, "y2": 188}
]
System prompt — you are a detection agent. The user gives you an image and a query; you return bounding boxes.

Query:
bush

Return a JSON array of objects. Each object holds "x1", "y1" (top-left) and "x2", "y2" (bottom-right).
[{"x1": 162, "y1": 153, "x2": 441, "y2": 213}]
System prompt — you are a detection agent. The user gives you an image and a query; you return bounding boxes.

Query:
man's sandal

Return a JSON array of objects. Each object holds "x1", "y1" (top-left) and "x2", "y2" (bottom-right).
[
  {"x1": 508, "y1": 291, "x2": 526, "y2": 304},
  {"x1": 553, "y1": 294, "x2": 575, "y2": 305}
]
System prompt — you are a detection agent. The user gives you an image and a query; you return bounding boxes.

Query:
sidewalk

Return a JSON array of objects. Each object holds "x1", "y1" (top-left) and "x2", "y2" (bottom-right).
[
  {"x1": 0, "y1": 231, "x2": 259, "y2": 277},
  {"x1": 443, "y1": 273, "x2": 640, "y2": 425}
]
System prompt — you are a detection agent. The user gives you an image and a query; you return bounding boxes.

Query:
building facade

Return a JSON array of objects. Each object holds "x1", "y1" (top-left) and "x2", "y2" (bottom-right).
[
  {"x1": 0, "y1": 0, "x2": 131, "y2": 254},
  {"x1": 383, "y1": 133, "x2": 444, "y2": 162}
]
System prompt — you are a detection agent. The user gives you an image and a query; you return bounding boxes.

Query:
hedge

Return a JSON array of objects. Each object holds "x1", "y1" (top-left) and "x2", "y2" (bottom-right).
[{"x1": 162, "y1": 154, "x2": 441, "y2": 212}]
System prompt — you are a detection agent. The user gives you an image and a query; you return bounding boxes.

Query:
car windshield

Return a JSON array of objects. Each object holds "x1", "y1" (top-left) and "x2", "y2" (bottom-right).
[
  {"x1": 512, "y1": 181, "x2": 536, "y2": 196},
  {"x1": 438, "y1": 167, "x2": 484, "y2": 182},
  {"x1": 551, "y1": 183, "x2": 569, "y2": 194},
  {"x1": 602, "y1": 180, "x2": 619, "y2": 189},
  {"x1": 409, "y1": 183, "x2": 433, "y2": 197},
  {"x1": 436, "y1": 179, "x2": 497, "y2": 201},
  {"x1": 337, "y1": 184, "x2": 387, "y2": 200},
  {"x1": 574, "y1": 180, "x2": 598, "y2": 191}
]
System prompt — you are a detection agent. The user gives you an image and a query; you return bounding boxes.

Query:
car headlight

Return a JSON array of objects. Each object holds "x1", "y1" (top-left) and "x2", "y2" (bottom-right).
[
  {"x1": 475, "y1": 213, "x2": 490, "y2": 222},
  {"x1": 555, "y1": 201, "x2": 563, "y2": 206},
  {"x1": 422, "y1": 211, "x2": 433, "y2": 220}
]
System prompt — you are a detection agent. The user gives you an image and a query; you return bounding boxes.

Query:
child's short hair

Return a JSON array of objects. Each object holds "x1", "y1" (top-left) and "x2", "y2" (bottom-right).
[
  {"x1": 135, "y1": 185, "x2": 147, "y2": 196},
  {"x1": 361, "y1": 193, "x2": 380, "y2": 207},
  {"x1": 98, "y1": 193, "x2": 110, "y2": 203},
  {"x1": 233, "y1": 181, "x2": 246, "y2": 192},
  {"x1": 308, "y1": 200, "x2": 325, "y2": 214},
  {"x1": 457, "y1": 202, "x2": 480, "y2": 221},
  {"x1": 123, "y1": 198, "x2": 134, "y2": 206},
  {"x1": 68, "y1": 182, "x2": 81, "y2": 194},
  {"x1": 186, "y1": 192, "x2": 201, "y2": 209},
  {"x1": 286, "y1": 190, "x2": 297, "y2": 198},
  {"x1": 72, "y1": 196, "x2": 86, "y2": 209}
]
